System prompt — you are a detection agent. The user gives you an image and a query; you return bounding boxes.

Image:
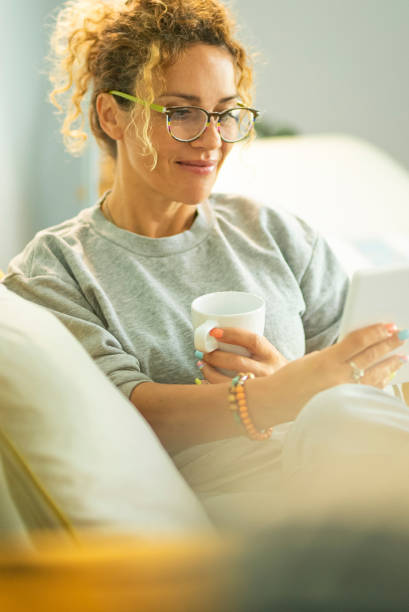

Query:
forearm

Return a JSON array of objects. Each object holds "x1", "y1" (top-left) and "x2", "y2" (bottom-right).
[
  {"x1": 131, "y1": 381, "x2": 242, "y2": 454},
  {"x1": 132, "y1": 324, "x2": 404, "y2": 454},
  {"x1": 130, "y1": 375, "x2": 301, "y2": 455}
]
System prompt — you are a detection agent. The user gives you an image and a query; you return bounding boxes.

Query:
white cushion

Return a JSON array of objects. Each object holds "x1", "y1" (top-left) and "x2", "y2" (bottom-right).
[
  {"x1": 0, "y1": 284, "x2": 210, "y2": 535},
  {"x1": 215, "y1": 134, "x2": 409, "y2": 277},
  {"x1": 215, "y1": 133, "x2": 409, "y2": 241}
]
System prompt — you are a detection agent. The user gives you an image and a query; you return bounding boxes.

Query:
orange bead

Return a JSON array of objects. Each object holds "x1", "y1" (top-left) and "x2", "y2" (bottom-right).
[{"x1": 227, "y1": 378, "x2": 272, "y2": 442}]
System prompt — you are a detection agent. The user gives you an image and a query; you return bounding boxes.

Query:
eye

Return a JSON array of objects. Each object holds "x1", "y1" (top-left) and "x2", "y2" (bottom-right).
[
  {"x1": 169, "y1": 108, "x2": 194, "y2": 121},
  {"x1": 220, "y1": 109, "x2": 239, "y2": 123}
]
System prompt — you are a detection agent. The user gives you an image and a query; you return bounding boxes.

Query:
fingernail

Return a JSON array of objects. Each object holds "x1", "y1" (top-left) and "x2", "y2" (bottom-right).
[
  {"x1": 209, "y1": 328, "x2": 223, "y2": 339},
  {"x1": 196, "y1": 360, "x2": 205, "y2": 370},
  {"x1": 194, "y1": 350, "x2": 204, "y2": 359},
  {"x1": 389, "y1": 372, "x2": 397, "y2": 381},
  {"x1": 385, "y1": 323, "x2": 398, "y2": 334},
  {"x1": 194, "y1": 378, "x2": 202, "y2": 385},
  {"x1": 398, "y1": 355, "x2": 409, "y2": 362},
  {"x1": 398, "y1": 329, "x2": 409, "y2": 341}
]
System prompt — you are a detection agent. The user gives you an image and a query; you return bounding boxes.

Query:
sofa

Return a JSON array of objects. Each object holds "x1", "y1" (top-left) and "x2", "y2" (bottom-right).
[{"x1": 214, "y1": 133, "x2": 409, "y2": 275}]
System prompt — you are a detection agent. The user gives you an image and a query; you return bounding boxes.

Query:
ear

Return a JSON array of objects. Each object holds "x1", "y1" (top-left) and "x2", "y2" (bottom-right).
[{"x1": 96, "y1": 93, "x2": 127, "y2": 141}]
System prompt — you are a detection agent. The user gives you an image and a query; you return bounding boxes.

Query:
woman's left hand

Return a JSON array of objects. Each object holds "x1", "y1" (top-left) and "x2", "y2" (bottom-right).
[{"x1": 198, "y1": 327, "x2": 288, "y2": 383}]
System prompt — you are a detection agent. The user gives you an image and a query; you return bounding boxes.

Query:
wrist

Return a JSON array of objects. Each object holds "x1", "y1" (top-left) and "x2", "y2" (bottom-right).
[
  {"x1": 245, "y1": 371, "x2": 303, "y2": 430},
  {"x1": 228, "y1": 373, "x2": 273, "y2": 441}
]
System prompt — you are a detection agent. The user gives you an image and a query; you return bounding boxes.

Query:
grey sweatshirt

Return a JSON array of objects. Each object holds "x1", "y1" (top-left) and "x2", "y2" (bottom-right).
[{"x1": 2, "y1": 194, "x2": 348, "y2": 400}]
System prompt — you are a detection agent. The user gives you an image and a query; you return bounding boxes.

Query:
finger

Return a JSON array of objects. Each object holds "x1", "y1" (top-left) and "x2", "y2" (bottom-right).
[
  {"x1": 204, "y1": 349, "x2": 273, "y2": 377},
  {"x1": 198, "y1": 361, "x2": 231, "y2": 384},
  {"x1": 358, "y1": 355, "x2": 408, "y2": 388},
  {"x1": 346, "y1": 332, "x2": 405, "y2": 371},
  {"x1": 210, "y1": 327, "x2": 282, "y2": 361},
  {"x1": 336, "y1": 323, "x2": 397, "y2": 361}
]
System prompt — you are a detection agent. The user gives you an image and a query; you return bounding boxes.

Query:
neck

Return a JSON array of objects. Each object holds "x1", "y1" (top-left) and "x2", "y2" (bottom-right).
[{"x1": 102, "y1": 181, "x2": 198, "y2": 238}]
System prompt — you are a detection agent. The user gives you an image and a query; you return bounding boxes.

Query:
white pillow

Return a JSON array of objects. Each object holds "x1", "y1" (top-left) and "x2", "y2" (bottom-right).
[{"x1": 0, "y1": 285, "x2": 211, "y2": 535}]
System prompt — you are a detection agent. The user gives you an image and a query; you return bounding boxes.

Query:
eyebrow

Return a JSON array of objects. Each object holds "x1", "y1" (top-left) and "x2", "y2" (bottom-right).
[{"x1": 157, "y1": 93, "x2": 239, "y2": 104}]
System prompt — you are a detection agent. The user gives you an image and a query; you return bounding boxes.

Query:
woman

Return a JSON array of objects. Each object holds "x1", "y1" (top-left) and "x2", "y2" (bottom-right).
[{"x1": 3, "y1": 0, "x2": 408, "y2": 525}]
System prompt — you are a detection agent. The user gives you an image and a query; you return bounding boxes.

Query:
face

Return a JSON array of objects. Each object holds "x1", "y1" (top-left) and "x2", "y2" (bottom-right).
[{"x1": 120, "y1": 44, "x2": 238, "y2": 206}]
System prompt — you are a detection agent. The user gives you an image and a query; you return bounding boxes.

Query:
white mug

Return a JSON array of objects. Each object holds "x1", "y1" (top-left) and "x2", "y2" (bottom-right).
[{"x1": 191, "y1": 291, "x2": 265, "y2": 374}]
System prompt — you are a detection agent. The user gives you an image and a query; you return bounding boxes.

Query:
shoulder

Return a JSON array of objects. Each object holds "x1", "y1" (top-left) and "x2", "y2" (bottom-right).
[
  {"x1": 210, "y1": 192, "x2": 318, "y2": 264},
  {"x1": 6, "y1": 204, "x2": 98, "y2": 281}
]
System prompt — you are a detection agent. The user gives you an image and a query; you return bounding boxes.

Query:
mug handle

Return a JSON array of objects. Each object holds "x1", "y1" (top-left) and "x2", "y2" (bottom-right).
[{"x1": 194, "y1": 319, "x2": 220, "y2": 353}]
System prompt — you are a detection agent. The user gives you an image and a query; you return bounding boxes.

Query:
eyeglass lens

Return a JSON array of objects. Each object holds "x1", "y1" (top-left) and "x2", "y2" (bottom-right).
[{"x1": 168, "y1": 108, "x2": 254, "y2": 142}]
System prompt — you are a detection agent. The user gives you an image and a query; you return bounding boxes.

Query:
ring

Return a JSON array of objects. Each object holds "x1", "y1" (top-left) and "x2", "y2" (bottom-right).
[{"x1": 349, "y1": 360, "x2": 365, "y2": 383}]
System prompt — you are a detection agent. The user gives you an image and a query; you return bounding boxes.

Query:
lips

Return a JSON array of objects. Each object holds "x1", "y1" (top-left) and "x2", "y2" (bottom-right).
[
  {"x1": 176, "y1": 160, "x2": 218, "y2": 167},
  {"x1": 176, "y1": 159, "x2": 219, "y2": 175}
]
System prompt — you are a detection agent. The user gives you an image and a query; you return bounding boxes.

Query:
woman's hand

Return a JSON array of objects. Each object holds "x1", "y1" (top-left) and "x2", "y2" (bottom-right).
[
  {"x1": 314, "y1": 322, "x2": 407, "y2": 389},
  {"x1": 197, "y1": 327, "x2": 288, "y2": 383},
  {"x1": 269, "y1": 322, "x2": 408, "y2": 412}
]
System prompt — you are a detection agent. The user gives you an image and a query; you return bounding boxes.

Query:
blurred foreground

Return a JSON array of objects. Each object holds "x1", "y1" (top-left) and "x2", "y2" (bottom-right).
[{"x1": 2, "y1": 453, "x2": 409, "y2": 612}]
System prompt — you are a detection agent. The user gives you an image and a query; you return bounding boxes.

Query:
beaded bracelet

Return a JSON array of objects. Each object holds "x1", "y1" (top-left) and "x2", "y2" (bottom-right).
[{"x1": 228, "y1": 372, "x2": 273, "y2": 441}]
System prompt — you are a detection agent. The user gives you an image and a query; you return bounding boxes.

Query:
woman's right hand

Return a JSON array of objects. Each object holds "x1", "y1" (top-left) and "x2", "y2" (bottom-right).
[{"x1": 269, "y1": 323, "x2": 408, "y2": 413}]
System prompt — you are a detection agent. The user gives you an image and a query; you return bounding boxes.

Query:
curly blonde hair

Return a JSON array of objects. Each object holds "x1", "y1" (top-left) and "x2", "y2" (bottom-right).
[{"x1": 48, "y1": 0, "x2": 255, "y2": 164}]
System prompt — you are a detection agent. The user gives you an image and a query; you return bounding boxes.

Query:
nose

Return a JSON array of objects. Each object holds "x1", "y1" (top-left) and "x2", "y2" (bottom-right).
[{"x1": 191, "y1": 116, "x2": 222, "y2": 149}]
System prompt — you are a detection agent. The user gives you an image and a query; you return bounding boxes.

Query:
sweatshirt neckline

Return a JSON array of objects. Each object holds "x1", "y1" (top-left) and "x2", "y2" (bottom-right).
[{"x1": 87, "y1": 193, "x2": 213, "y2": 257}]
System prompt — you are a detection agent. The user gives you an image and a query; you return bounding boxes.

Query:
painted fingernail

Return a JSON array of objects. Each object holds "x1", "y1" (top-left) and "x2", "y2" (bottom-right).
[
  {"x1": 194, "y1": 350, "x2": 204, "y2": 359},
  {"x1": 398, "y1": 355, "x2": 409, "y2": 362},
  {"x1": 385, "y1": 323, "x2": 398, "y2": 334},
  {"x1": 196, "y1": 360, "x2": 205, "y2": 370},
  {"x1": 398, "y1": 329, "x2": 409, "y2": 341},
  {"x1": 194, "y1": 378, "x2": 202, "y2": 385},
  {"x1": 209, "y1": 328, "x2": 223, "y2": 339}
]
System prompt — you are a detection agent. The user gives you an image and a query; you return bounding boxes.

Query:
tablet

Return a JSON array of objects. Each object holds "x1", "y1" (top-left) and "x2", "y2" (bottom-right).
[{"x1": 338, "y1": 266, "x2": 409, "y2": 384}]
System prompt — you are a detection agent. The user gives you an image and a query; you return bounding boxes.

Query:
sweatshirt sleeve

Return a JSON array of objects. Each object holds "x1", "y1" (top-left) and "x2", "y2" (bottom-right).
[
  {"x1": 257, "y1": 203, "x2": 349, "y2": 355},
  {"x1": 2, "y1": 268, "x2": 152, "y2": 398},
  {"x1": 299, "y1": 232, "x2": 349, "y2": 353}
]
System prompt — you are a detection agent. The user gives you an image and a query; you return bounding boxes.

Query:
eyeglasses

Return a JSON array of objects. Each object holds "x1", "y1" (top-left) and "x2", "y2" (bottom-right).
[{"x1": 109, "y1": 90, "x2": 259, "y2": 143}]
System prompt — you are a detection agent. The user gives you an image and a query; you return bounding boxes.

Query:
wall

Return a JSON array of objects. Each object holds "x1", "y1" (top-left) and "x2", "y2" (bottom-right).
[
  {"x1": 0, "y1": 1, "x2": 97, "y2": 270},
  {"x1": 231, "y1": 0, "x2": 409, "y2": 170}
]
